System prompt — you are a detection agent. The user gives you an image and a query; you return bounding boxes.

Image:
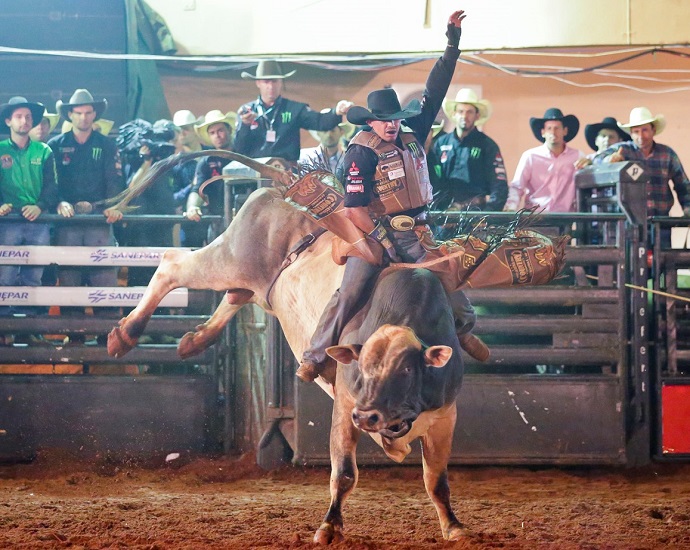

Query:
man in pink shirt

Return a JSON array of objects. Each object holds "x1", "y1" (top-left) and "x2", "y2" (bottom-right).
[{"x1": 505, "y1": 108, "x2": 584, "y2": 212}]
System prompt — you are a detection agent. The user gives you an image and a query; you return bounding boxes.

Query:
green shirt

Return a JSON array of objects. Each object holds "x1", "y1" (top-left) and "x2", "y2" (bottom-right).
[{"x1": 0, "y1": 138, "x2": 58, "y2": 211}]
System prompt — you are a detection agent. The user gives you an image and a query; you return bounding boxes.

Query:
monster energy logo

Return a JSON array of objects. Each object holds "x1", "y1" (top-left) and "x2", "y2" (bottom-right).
[
  {"x1": 407, "y1": 142, "x2": 421, "y2": 156},
  {"x1": 92, "y1": 147, "x2": 103, "y2": 161},
  {"x1": 281, "y1": 112, "x2": 292, "y2": 124},
  {"x1": 470, "y1": 147, "x2": 481, "y2": 159}
]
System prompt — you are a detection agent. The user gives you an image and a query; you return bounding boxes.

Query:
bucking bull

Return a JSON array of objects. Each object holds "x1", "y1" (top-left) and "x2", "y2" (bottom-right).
[{"x1": 106, "y1": 151, "x2": 567, "y2": 543}]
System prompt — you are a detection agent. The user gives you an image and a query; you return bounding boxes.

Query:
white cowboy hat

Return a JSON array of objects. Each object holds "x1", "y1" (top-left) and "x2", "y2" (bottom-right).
[
  {"x1": 195, "y1": 110, "x2": 238, "y2": 146},
  {"x1": 38, "y1": 109, "x2": 60, "y2": 133},
  {"x1": 442, "y1": 88, "x2": 492, "y2": 126},
  {"x1": 309, "y1": 108, "x2": 356, "y2": 142},
  {"x1": 173, "y1": 109, "x2": 201, "y2": 128},
  {"x1": 61, "y1": 118, "x2": 115, "y2": 135},
  {"x1": 618, "y1": 107, "x2": 666, "y2": 135},
  {"x1": 241, "y1": 60, "x2": 296, "y2": 80}
]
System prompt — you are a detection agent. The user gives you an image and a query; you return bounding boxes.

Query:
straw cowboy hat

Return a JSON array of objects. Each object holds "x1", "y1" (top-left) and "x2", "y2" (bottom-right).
[
  {"x1": 584, "y1": 116, "x2": 630, "y2": 151},
  {"x1": 61, "y1": 118, "x2": 115, "y2": 135},
  {"x1": 37, "y1": 109, "x2": 60, "y2": 133},
  {"x1": 1, "y1": 96, "x2": 45, "y2": 128},
  {"x1": 347, "y1": 88, "x2": 422, "y2": 126},
  {"x1": 529, "y1": 107, "x2": 580, "y2": 142},
  {"x1": 618, "y1": 107, "x2": 666, "y2": 135},
  {"x1": 172, "y1": 109, "x2": 202, "y2": 128},
  {"x1": 241, "y1": 60, "x2": 296, "y2": 80},
  {"x1": 56, "y1": 88, "x2": 108, "y2": 120},
  {"x1": 442, "y1": 88, "x2": 492, "y2": 126},
  {"x1": 195, "y1": 110, "x2": 238, "y2": 146},
  {"x1": 309, "y1": 108, "x2": 356, "y2": 142}
]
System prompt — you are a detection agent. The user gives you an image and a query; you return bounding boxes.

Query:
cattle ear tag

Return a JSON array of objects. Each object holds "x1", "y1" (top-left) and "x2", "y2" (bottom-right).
[
  {"x1": 424, "y1": 345, "x2": 452, "y2": 368},
  {"x1": 326, "y1": 344, "x2": 361, "y2": 365}
]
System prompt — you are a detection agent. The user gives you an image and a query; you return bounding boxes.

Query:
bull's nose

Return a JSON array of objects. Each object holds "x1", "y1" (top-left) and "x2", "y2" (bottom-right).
[{"x1": 352, "y1": 408, "x2": 381, "y2": 430}]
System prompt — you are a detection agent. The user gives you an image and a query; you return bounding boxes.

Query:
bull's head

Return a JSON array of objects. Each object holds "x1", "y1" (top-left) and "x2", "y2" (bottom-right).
[{"x1": 326, "y1": 324, "x2": 452, "y2": 439}]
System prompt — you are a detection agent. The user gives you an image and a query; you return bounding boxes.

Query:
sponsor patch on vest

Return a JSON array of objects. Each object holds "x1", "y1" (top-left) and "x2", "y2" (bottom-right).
[
  {"x1": 380, "y1": 160, "x2": 403, "y2": 172},
  {"x1": 347, "y1": 184, "x2": 364, "y2": 193},
  {"x1": 506, "y1": 248, "x2": 534, "y2": 285},
  {"x1": 387, "y1": 167, "x2": 405, "y2": 180},
  {"x1": 379, "y1": 150, "x2": 398, "y2": 160},
  {"x1": 375, "y1": 179, "x2": 404, "y2": 196},
  {"x1": 0, "y1": 155, "x2": 12, "y2": 169}
]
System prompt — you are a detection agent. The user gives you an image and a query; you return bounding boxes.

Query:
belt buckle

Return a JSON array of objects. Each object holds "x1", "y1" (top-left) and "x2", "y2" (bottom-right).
[{"x1": 389, "y1": 215, "x2": 415, "y2": 231}]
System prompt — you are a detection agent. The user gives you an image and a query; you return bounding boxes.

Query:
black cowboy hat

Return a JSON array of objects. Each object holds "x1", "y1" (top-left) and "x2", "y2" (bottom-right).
[
  {"x1": 584, "y1": 116, "x2": 631, "y2": 151},
  {"x1": 529, "y1": 107, "x2": 580, "y2": 143},
  {"x1": 1, "y1": 96, "x2": 45, "y2": 129},
  {"x1": 347, "y1": 88, "x2": 422, "y2": 126},
  {"x1": 241, "y1": 60, "x2": 296, "y2": 80},
  {"x1": 56, "y1": 88, "x2": 108, "y2": 120}
]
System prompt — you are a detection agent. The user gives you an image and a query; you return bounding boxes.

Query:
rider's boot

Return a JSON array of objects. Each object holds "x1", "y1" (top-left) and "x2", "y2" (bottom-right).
[{"x1": 458, "y1": 332, "x2": 490, "y2": 362}]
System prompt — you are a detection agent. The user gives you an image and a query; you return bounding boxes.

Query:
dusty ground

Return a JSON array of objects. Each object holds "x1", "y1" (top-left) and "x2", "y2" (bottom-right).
[{"x1": 1, "y1": 451, "x2": 689, "y2": 549}]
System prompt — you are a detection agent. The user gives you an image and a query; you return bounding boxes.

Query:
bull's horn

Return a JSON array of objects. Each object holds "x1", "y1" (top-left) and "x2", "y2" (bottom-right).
[{"x1": 202, "y1": 150, "x2": 296, "y2": 187}]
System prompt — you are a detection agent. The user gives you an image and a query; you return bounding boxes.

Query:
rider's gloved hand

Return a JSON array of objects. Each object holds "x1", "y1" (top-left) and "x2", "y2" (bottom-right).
[
  {"x1": 445, "y1": 10, "x2": 465, "y2": 49},
  {"x1": 367, "y1": 222, "x2": 402, "y2": 264}
]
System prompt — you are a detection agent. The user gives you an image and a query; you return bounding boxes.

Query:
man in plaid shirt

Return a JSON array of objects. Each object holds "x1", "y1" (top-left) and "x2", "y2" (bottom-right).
[{"x1": 594, "y1": 106, "x2": 690, "y2": 219}]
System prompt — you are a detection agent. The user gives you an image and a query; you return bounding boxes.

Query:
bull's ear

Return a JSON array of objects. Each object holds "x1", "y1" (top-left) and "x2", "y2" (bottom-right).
[
  {"x1": 326, "y1": 344, "x2": 362, "y2": 365},
  {"x1": 424, "y1": 345, "x2": 453, "y2": 368}
]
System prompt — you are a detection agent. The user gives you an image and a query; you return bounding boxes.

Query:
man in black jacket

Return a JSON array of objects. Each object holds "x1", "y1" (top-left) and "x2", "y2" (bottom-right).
[{"x1": 234, "y1": 60, "x2": 352, "y2": 162}]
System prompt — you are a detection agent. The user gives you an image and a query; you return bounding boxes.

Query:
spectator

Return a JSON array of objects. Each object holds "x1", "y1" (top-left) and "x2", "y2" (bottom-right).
[
  {"x1": 594, "y1": 107, "x2": 690, "y2": 244},
  {"x1": 0, "y1": 96, "x2": 58, "y2": 345},
  {"x1": 172, "y1": 109, "x2": 203, "y2": 153},
  {"x1": 169, "y1": 110, "x2": 210, "y2": 247},
  {"x1": 505, "y1": 107, "x2": 584, "y2": 212},
  {"x1": 234, "y1": 60, "x2": 353, "y2": 162},
  {"x1": 299, "y1": 109, "x2": 355, "y2": 172},
  {"x1": 29, "y1": 109, "x2": 60, "y2": 143},
  {"x1": 431, "y1": 88, "x2": 507, "y2": 210},
  {"x1": 125, "y1": 119, "x2": 178, "y2": 286},
  {"x1": 184, "y1": 110, "x2": 237, "y2": 224},
  {"x1": 61, "y1": 118, "x2": 115, "y2": 136},
  {"x1": 48, "y1": 88, "x2": 124, "y2": 326},
  {"x1": 575, "y1": 117, "x2": 630, "y2": 169}
]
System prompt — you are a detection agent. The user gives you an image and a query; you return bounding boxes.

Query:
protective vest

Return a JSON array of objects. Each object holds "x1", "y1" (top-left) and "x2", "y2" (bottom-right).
[{"x1": 349, "y1": 130, "x2": 432, "y2": 217}]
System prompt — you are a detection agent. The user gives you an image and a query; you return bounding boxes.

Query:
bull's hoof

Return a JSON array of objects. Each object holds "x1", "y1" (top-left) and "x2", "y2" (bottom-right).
[
  {"x1": 107, "y1": 326, "x2": 137, "y2": 358},
  {"x1": 313, "y1": 523, "x2": 343, "y2": 545},
  {"x1": 444, "y1": 523, "x2": 470, "y2": 541},
  {"x1": 177, "y1": 330, "x2": 219, "y2": 359}
]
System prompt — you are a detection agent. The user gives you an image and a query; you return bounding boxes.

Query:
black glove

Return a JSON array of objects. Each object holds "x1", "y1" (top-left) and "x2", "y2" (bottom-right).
[
  {"x1": 446, "y1": 21, "x2": 462, "y2": 48},
  {"x1": 368, "y1": 222, "x2": 402, "y2": 263}
]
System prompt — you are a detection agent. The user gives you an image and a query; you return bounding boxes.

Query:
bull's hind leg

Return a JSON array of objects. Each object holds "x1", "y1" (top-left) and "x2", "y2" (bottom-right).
[
  {"x1": 314, "y1": 391, "x2": 360, "y2": 545},
  {"x1": 420, "y1": 405, "x2": 468, "y2": 541},
  {"x1": 177, "y1": 291, "x2": 252, "y2": 358},
  {"x1": 108, "y1": 248, "x2": 195, "y2": 358}
]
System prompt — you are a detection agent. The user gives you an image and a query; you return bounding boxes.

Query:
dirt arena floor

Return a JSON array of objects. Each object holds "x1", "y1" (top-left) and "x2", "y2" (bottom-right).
[{"x1": 1, "y1": 451, "x2": 689, "y2": 549}]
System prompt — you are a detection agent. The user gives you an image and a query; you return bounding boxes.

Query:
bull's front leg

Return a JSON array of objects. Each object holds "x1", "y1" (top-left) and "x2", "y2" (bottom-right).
[
  {"x1": 420, "y1": 404, "x2": 467, "y2": 541},
  {"x1": 314, "y1": 390, "x2": 360, "y2": 545},
  {"x1": 108, "y1": 249, "x2": 191, "y2": 358}
]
